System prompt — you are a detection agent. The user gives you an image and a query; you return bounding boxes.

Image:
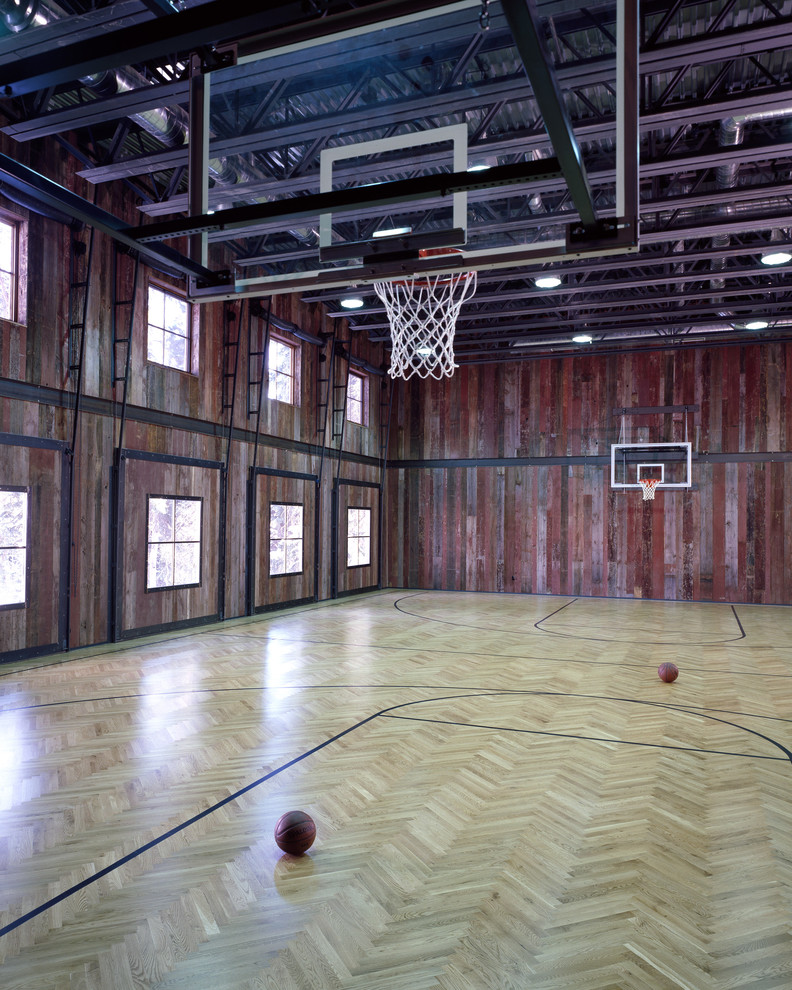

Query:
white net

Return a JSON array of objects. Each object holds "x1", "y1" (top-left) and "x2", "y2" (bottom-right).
[
  {"x1": 640, "y1": 478, "x2": 659, "y2": 500},
  {"x1": 374, "y1": 270, "x2": 477, "y2": 380}
]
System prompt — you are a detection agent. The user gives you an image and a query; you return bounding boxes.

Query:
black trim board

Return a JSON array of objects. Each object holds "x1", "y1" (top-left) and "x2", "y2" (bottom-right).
[
  {"x1": 118, "y1": 612, "x2": 222, "y2": 642},
  {"x1": 0, "y1": 377, "x2": 381, "y2": 469},
  {"x1": 254, "y1": 595, "x2": 316, "y2": 615},
  {"x1": 0, "y1": 641, "x2": 61, "y2": 665},
  {"x1": 387, "y1": 451, "x2": 792, "y2": 470}
]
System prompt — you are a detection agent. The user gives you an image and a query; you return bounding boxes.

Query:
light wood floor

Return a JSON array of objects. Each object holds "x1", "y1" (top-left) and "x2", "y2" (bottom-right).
[{"x1": 1, "y1": 591, "x2": 790, "y2": 989}]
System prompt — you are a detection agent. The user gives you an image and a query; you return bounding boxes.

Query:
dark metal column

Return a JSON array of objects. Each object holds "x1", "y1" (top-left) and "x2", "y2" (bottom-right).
[{"x1": 500, "y1": 0, "x2": 597, "y2": 227}]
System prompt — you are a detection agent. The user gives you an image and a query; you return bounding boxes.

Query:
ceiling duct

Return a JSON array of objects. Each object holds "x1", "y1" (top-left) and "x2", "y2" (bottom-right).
[
  {"x1": 0, "y1": 0, "x2": 39, "y2": 32},
  {"x1": 7, "y1": 0, "x2": 239, "y2": 188},
  {"x1": 711, "y1": 107, "x2": 792, "y2": 307}
]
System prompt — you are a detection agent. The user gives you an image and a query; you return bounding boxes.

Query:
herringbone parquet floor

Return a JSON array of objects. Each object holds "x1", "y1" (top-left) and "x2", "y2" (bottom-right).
[{"x1": 0, "y1": 591, "x2": 790, "y2": 989}]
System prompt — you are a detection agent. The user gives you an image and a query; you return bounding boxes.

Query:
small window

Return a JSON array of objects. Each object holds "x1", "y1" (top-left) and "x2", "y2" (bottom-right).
[
  {"x1": 0, "y1": 486, "x2": 28, "y2": 609},
  {"x1": 269, "y1": 502, "x2": 303, "y2": 576},
  {"x1": 347, "y1": 506, "x2": 371, "y2": 568},
  {"x1": 268, "y1": 336, "x2": 298, "y2": 404},
  {"x1": 346, "y1": 370, "x2": 368, "y2": 425},
  {"x1": 147, "y1": 284, "x2": 195, "y2": 373},
  {"x1": 146, "y1": 496, "x2": 202, "y2": 590},
  {"x1": 0, "y1": 216, "x2": 21, "y2": 323}
]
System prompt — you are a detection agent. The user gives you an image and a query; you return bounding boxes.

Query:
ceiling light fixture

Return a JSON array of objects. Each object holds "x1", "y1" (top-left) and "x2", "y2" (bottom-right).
[
  {"x1": 535, "y1": 275, "x2": 562, "y2": 288},
  {"x1": 340, "y1": 297, "x2": 365, "y2": 309},
  {"x1": 467, "y1": 163, "x2": 491, "y2": 172},
  {"x1": 572, "y1": 334, "x2": 593, "y2": 343},
  {"x1": 744, "y1": 320, "x2": 769, "y2": 330},
  {"x1": 760, "y1": 250, "x2": 792, "y2": 266},
  {"x1": 372, "y1": 225, "x2": 412, "y2": 238}
]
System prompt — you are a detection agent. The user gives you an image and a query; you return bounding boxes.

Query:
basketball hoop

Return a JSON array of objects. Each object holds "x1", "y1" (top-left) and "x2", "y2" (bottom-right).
[
  {"x1": 639, "y1": 478, "x2": 660, "y2": 500},
  {"x1": 374, "y1": 249, "x2": 477, "y2": 380}
]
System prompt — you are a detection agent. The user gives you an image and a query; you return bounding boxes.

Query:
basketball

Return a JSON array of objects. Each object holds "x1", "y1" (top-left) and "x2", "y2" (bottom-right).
[
  {"x1": 658, "y1": 662, "x2": 679, "y2": 683},
  {"x1": 274, "y1": 811, "x2": 316, "y2": 855}
]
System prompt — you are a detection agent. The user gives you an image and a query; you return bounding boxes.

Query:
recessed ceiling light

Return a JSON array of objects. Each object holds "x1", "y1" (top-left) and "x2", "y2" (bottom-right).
[
  {"x1": 744, "y1": 320, "x2": 768, "y2": 330},
  {"x1": 760, "y1": 251, "x2": 792, "y2": 266},
  {"x1": 340, "y1": 297, "x2": 364, "y2": 309},
  {"x1": 535, "y1": 275, "x2": 562, "y2": 288},
  {"x1": 372, "y1": 226, "x2": 412, "y2": 238},
  {"x1": 572, "y1": 334, "x2": 593, "y2": 343}
]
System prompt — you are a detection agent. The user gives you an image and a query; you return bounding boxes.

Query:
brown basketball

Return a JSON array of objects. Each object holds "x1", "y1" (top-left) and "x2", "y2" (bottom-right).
[
  {"x1": 274, "y1": 810, "x2": 316, "y2": 855},
  {"x1": 658, "y1": 662, "x2": 679, "y2": 683}
]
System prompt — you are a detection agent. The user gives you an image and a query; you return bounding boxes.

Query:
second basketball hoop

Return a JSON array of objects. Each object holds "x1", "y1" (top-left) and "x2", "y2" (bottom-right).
[{"x1": 374, "y1": 249, "x2": 477, "y2": 381}]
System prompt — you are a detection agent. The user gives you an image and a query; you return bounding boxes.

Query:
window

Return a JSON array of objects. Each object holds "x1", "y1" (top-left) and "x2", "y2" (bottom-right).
[
  {"x1": 347, "y1": 507, "x2": 371, "y2": 568},
  {"x1": 0, "y1": 486, "x2": 28, "y2": 608},
  {"x1": 0, "y1": 216, "x2": 20, "y2": 322},
  {"x1": 146, "y1": 496, "x2": 202, "y2": 590},
  {"x1": 147, "y1": 284, "x2": 194, "y2": 373},
  {"x1": 268, "y1": 336, "x2": 298, "y2": 404},
  {"x1": 269, "y1": 502, "x2": 303, "y2": 576},
  {"x1": 346, "y1": 370, "x2": 368, "y2": 425}
]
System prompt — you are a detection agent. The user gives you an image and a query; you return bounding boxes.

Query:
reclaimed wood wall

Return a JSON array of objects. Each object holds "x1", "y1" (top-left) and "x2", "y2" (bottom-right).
[
  {"x1": 0, "y1": 133, "x2": 385, "y2": 659},
  {"x1": 385, "y1": 345, "x2": 792, "y2": 603},
  {"x1": 252, "y1": 471, "x2": 318, "y2": 611},
  {"x1": 119, "y1": 456, "x2": 223, "y2": 636},
  {"x1": 1, "y1": 127, "x2": 791, "y2": 661},
  {"x1": 0, "y1": 440, "x2": 65, "y2": 658}
]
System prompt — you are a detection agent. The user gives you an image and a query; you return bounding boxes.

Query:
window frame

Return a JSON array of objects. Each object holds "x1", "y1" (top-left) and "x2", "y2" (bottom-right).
[
  {"x1": 145, "y1": 494, "x2": 203, "y2": 592},
  {"x1": 146, "y1": 280, "x2": 199, "y2": 375},
  {"x1": 346, "y1": 369, "x2": 369, "y2": 426},
  {"x1": 268, "y1": 501, "x2": 305, "y2": 577},
  {"x1": 0, "y1": 211, "x2": 27, "y2": 326},
  {"x1": 267, "y1": 334, "x2": 299, "y2": 405},
  {"x1": 0, "y1": 484, "x2": 30, "y2": 611},
  {"x1": 346, "y1": 505, "x2": 372, "y2": 569}
]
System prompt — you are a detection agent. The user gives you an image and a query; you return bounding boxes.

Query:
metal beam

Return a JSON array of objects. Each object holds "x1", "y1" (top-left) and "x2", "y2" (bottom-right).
[
  {"x1": 501, "y1": 0, "x2": 597, "y2": 225},
  {"x1": 10, "y1": 23, "x2": 792, "y2": 148},
  {"x1": 0, "y1": 0, "x2": 481, "y2": 98},
  {"x1": 0, "y1": 152, "x2": 214, "y2": 282},
  {"x1": 124, "y1": 159, "x2": 563, "y2": 243}
]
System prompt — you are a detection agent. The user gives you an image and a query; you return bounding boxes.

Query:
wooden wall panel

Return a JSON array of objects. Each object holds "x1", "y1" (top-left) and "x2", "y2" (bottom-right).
[
  {"x1": 119, "y1": 458, "x2": 222, "y2": 636},
  {"x1": 334, "y1": 470, "x2": 381, "y2": 596},
  {"x1": 0, "y1": 440, "x2": 64, "y2": 655},
  {"x1": 253, "y1": 473, "x2": 317, "y2": 609},
  {"x1": 0, "y1": 131, "x2": 390, "y2": 659},
  {"x1": 386, "y1": 343, "x2": 792, "y2": 604}
]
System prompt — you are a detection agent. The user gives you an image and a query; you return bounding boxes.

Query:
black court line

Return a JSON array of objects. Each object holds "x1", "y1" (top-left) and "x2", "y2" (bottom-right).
[
  {"x1": 381, "y1": 714, "x2": 789, "y2": 761},
  {"x1": 394, "y1": 592, "x2": 750, "y2": 647},
  {"x1": 393, "y1": 592, "x2": 577, "y2": 634},
  {"x1": 534, "y1": 598, "x2": 746, "y2": 646},
  {"x1": 2, "y1": 685, "x2": 792, "y2": 728},
  {"x1": 2, "y1": 591, "x2": 788, "y2": 680},
  {"x1": 173, "y1": 629, "x2": 792, "y2": 675},
  {"x1": 1, "y1": 688, "x2": 789, "y2": 942}
]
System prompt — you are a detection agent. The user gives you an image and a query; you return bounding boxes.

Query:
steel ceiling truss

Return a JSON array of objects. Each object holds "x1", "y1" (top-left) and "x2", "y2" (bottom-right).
[{"x1": 0, "y1": 0, "x2": 791, "y2": 353}]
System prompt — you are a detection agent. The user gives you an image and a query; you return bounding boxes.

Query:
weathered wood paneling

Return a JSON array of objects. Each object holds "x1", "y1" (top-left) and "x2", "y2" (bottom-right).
[
  {"x1": 386, "y1": 344, "x2": 792, "y2": 604},
  {"x1": 253, "y1": 472, "x2": 317, "y2": 609},
  {"x1": 120, "y1": 457, "x2": 223, "y2": 635},
  {"x1": 0, "y1": 440, "x2": 64, "y2": 655}
]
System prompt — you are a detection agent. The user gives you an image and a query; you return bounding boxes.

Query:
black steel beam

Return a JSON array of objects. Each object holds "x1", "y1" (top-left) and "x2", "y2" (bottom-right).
[
  {"x1": 501, "y1": 0, "x2": 597, "y2": 226},
  {"x1": 124, "y1": 159, "x2": 563, "y2": 243},
  {"x1": 0, "y1": 0, "x2": 482, "y2": 98},
  {"x1": 228, "y1": 174, "x2": 792, "y2": 257},
  {"x1": 0, "y1": 152, "x2": 214, "y2": 282}
]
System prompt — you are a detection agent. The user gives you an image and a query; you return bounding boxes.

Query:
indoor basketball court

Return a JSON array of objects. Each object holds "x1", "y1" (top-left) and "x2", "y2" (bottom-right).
[
  {"x1": 0, "y1": 0, "x2": 791, "y2": 987},
  {"x1": 0, "y1": 592, "x2": 790, "y2": 987}
]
